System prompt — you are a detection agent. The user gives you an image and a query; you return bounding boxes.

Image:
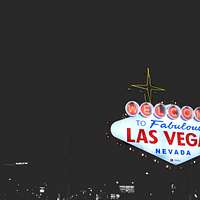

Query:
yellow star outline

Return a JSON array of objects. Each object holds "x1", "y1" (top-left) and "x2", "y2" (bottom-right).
[{"x1": 129, "y1": 67, "x2": 165, "y2": 103}]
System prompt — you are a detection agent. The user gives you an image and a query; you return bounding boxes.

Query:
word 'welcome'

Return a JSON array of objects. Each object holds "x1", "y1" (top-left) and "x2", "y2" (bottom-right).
[{"x1": 125, "y1": 101, "x2": 200, "y2": 121}]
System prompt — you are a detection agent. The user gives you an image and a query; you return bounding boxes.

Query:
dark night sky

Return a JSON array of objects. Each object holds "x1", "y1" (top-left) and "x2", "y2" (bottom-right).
[{"x1": 1, "y1": 7, "x2": 200, "y2": 187}]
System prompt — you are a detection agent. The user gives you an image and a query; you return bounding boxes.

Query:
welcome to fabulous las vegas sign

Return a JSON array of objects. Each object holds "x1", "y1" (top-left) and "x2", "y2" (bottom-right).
[{"x1": 110, "y1": 68, "x2": 200, "y2": 165}]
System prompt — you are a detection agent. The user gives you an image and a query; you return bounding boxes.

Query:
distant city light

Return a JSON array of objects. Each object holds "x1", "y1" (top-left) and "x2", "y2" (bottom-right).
[
  {"x1": 119, "y1": 185, "x2": 135, "y2": 193},
  {"x1": 40, "y1": 187, "x2": 45, "y2": 193},
  {"x1": 15, "y1": 162, "x2": 28, "y2": 165}
]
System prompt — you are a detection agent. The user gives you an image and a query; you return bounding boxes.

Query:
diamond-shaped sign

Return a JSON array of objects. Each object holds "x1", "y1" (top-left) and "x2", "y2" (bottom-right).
[{"x1": 111, "y1": 114, "x2": 200, "y2": 165}]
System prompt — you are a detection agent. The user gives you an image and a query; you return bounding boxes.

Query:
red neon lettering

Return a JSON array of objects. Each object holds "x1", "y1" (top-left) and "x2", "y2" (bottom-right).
[
  {"x1": 140, "y1": 103, "x2": 152, "y2": 117},
  {"x1": 125, "y1": 101, "x2": 200, "y2": 121},
  {"x1": 181, "y1": 106, "x2": 193, "y2": 120},
  {"x1": 168, "y1": 106, "x2": 179, "y2": 119},
  {"x1": 127, "y1": 128, "x2": 135, "y2": 142},
  {"x1": 195, "y1": 107, "x2": 200, "y2": 121},
  {"x1": 136, "y1": 129, "x2": 148, "y2": 143},
  {"x1": 164, "y1": 131, "x2": 176, "y2": 145},
  {"x1": 186, "y1": 133, "x2": 198, "y2": 146},
  {"x1": 154, "y1": 104, "x2": 165, "y2": 118},
  {"x1": 126, "y1": 102, "x2": 138, "y2": 116},
  {"x1": 177, "y1": 132, "x2": 185, "y2": 146},
  {"x1": 149, "y1": 130, "x2": 158, "y2": 144}
]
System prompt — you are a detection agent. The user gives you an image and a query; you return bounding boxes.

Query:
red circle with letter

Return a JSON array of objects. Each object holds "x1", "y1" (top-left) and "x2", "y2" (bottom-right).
[
  {"x1": 181, "y1": 106, "x2": 193, "y2": 121},
  {"x1": 194, "y1": 107, "x2": 200, "y2": 121},
  {"x1": 140, "y1": 102, "x2": 153, "y2": 117},
  {"x1": 125, "y1": 101, "x2": 139, "y2": 116},
  {"x1": 154, "y1": 103, "x2": 166, "y2": 118},
  {"x1": 167, "y1": 104, "x2": 180, "y2": 120}
]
